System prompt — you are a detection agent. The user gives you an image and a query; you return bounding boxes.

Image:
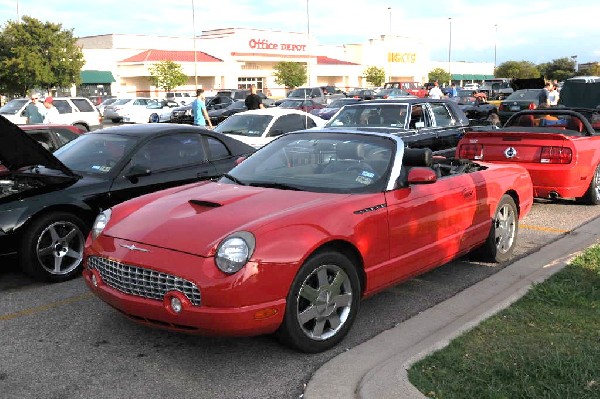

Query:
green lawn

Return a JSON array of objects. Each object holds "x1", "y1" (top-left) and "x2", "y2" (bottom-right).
[{"x1": 408, "y1": 245, "x2": 600, "y2": 399}]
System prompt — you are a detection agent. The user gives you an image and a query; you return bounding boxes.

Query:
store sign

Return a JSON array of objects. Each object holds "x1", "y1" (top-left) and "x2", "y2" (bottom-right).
[
  {"x1": 388, "y1": 52, "x2": 417, "y2": 63},
  {"x1": 249, "y1": 38, "x2": 307, "y2": 52}
]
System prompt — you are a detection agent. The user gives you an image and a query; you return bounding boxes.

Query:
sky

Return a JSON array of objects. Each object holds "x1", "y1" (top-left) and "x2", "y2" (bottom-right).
[{"x1": 1, "y1": 0, "x2": 599, "y2": 66}]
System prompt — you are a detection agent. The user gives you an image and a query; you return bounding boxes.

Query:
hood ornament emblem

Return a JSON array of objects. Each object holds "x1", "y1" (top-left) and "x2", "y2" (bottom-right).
[
  {"x1": 504, "y1": 147, "x2": 517, "y2": 159},
  {"x1": 120, "y1": 244, "x2": 150, "y2": 252}
]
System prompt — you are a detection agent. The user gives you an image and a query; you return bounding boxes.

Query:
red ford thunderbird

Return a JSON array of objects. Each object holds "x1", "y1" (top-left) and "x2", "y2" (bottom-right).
[
  {"x1": 84, "y1": 130, "x2": 533, "y2": 352},
  {"x1": 457, "y1": 109, "x2": 600, "y2": 204}
]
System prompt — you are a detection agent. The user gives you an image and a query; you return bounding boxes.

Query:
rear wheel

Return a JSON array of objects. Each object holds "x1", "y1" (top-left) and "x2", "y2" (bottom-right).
[
  {"x1": 277, "y1": 251, "x2": 360, "y2": 353},
  {"x1": 149, "y1": 113, "x2": 160, "y2": 123},
  {"x1": 73, "y1": 123, "x2": 89, "y2": 132},
  {"x1": 577, "y1": 164, "x2": 600, "y2": 205},
  {"x1": 20, "y1": 212, "x2": 88, "y2": 282},
  {"x1": 474, "y1": 195, "x2": 518, "y2": 262}
]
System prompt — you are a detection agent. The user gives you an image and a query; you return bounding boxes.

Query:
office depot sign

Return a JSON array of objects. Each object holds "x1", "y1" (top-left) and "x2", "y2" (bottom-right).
[{"x1": 249, "y1": 38, "x2": 307, "y2": 52}]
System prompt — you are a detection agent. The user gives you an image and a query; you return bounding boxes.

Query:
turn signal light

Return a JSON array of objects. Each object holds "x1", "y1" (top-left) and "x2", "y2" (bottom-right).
[
  {"x1": 254, "y1": 308, "x2": 278, "y2": 320},
  {"x1": 540, "y1": 146, "x2": 572, "y2": 164},
  {"x1": 458, "y1": 143, "x2": 483, "y2": 160}
]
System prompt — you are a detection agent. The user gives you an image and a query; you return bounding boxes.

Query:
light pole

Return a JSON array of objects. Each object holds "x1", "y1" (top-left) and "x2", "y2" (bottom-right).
[
  {"x1": 306, "y1": 0, "x2": 311, "y2": 86},
  {"x1": 448, "y1": 17, "x2": 452, "y2": 84},
  {"x1": 494, "y1": 24, "x2": 498, "y2": 72},
  {"x1": 571, "y1": 55, "x2": 578, "y2": 73},
  {"x1": 387, "y1": 7, "x2": 392, "y2": 82},
  {"x1": 191, "y1": 0, "x2": 198, "y2": 89}
]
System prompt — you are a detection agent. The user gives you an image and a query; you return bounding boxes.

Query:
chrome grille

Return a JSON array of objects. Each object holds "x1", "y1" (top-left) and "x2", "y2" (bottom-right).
[{"x1": 88, "y1": 256, "x2": 201, "y2": 305}]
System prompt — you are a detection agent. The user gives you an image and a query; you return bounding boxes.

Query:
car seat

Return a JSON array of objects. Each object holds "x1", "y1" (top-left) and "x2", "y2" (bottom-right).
[
  {"x1": 517, "y1": 114, "x2": 534, "y2": 127},
  {"x1": 322, "y1": 142, "x2": 367, "y2": 173},
  {"x1": 567, "y1": 117, "x2": 584, "y2": 133}
]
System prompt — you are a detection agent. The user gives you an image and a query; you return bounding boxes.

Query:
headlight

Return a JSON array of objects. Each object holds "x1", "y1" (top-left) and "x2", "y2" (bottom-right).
[
  {"x1": 215, "y1": 231, "x2": 255, "y2": 274},
  {"x1": 91, "y1": 209, "x2": 112, "y2": 240}
]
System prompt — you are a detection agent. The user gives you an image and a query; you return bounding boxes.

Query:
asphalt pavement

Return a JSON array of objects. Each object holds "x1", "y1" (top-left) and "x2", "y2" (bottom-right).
[{"x1": 304, "y1": 215, "x2": 600, "y2": 399}]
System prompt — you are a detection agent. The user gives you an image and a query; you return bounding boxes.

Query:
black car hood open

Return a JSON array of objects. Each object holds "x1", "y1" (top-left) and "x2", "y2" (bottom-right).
[
  {"x1": 511, "y1": 77, "x2": 545, "y2": 91},
  {"x1": 558, "y1": 81, "x2": 600, "y2": 109},
  {"x1": 0, "y1": 115, "x2": 75, "y2": 176}
]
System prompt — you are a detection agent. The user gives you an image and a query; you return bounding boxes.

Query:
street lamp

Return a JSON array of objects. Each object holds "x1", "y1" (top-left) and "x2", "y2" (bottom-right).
[
  {"x1": 571, "y1": 55, "x2": 578, "y2": 73},
  {"x1": 387, "y1": 7, "x2": 392, "y2": 82},
  {"x1": 448, "y1": 17, "x2": 452, "y2": 84},
  {"x1": 494, "y1": 24, "x2": 498, "y2": 71},
  {"x1": 191, "y1": 0, "x2": 198, "y2": 89},
  {"x1": 306, "y1": 0, "x2": 311, "y2": 86}
]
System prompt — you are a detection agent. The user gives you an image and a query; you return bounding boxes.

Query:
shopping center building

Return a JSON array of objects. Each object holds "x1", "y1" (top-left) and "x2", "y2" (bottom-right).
[{"x1": 76, "y1": 28, "x2": 493, "y2": 99}]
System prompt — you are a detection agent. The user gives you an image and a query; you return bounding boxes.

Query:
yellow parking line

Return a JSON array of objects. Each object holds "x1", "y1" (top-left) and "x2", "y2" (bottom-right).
[
  {"x1": 521, "y1": 224, "x2": 569, "y2": 234},
  {"x1": 0, "y1": 292, "x2": 94, "y2": 322}
]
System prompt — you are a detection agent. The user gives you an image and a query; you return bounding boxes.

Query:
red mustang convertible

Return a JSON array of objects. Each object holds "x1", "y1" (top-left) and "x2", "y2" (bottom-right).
[
  {"x1": 84, "y1": 130, "x2": 533, "y2": 352},
  {"x1": 457, "y1": 109, "x2": 600, "y2": 204}
]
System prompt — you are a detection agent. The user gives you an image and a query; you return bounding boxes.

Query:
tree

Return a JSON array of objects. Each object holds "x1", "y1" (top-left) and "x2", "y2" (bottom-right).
[
  {"x1": 428, "y1": 68, "x2": 451, "y2": 84},
  {"x1": 494, "y1": 61, "x2": 540, "y2": 79},
  {"x1": 0, "y1": 16, "x2": 84, "y2": 96},
  {"x1": 273, "y1": 61, "x2": 306, "y2": 90},
  {"x1": 537, "y1": 57, "x2": 576, "y2": 81},
  {"x1": 148, "y1": 60, "x2": 187, "y2": 93},
  {"x1": 363, "y1": 66, "x2": 386, "y2": 87},
  {"x1": 577, "y1": 63, "x2": 600, "y2": 76}
]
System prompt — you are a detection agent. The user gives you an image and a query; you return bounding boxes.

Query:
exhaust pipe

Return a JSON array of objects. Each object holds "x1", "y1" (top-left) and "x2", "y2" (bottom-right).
[{"x1": 548, "y1": 191, "x2": 559, "y2": 200}]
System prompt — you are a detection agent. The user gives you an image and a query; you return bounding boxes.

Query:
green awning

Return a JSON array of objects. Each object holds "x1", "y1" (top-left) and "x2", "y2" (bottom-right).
[
  {"x1": 451, "y1": 74, "x2": 464, "y2": 80},
  {"x1": 80, "y1": 70, "x2": 116, "y2": 84},
  {"x1": 452, "y1": 74, "x2": 495, "y2": 81}
]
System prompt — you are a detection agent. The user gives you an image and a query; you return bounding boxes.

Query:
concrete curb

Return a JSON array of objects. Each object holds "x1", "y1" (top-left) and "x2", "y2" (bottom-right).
[{"x1": 304, "y1": 217, "x2": 600, "y2": 399}]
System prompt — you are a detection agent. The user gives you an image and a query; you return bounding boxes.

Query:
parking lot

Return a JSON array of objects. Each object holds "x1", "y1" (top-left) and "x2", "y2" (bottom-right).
[{"x1": 1, "y1": 198, "x2": 599, "y2": 398}]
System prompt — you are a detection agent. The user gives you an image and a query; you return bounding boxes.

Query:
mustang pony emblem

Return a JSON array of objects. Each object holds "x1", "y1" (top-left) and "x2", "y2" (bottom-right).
[
  {"x1": 119, "y1": 244, "x2": 150, "y2": 252},
  {"x1": 504, "y1": 147, "x2": 517, "y2": 159}
]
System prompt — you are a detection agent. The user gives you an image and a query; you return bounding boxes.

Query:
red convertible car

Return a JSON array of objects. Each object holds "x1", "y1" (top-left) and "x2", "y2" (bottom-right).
[
  {"x1": 457, "y1": 109, "x2": 600, "y2": 204},
  {"x1": 84, "y1": 130, "x2": 533, "y2": 352}
]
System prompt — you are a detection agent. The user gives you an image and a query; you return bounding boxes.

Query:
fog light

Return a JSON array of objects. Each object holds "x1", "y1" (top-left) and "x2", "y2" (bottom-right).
[
  {"x1": 91, "y1": 274, "x2": 98, "y2": 287},
  {"x1": 170, "y1": 297, "x2": 182, "y2": 313}
]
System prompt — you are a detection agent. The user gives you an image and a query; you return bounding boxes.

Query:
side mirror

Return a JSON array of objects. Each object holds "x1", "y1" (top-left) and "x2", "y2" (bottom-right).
[
  {"x1": 407, "y1": 167, "x2": 437, "y2": 184},
  {"x1": 125, "y1": 164, "x2": 151, "y2": 180}
]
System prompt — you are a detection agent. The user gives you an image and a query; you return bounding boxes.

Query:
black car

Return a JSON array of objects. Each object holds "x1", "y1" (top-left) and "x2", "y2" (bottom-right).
[
  {"x1": 346, "y1": 89, "x2": 376, "y2": 100},
  {"x1": 171, "y1": 96, "x2": 236, "y2": 125},
  {"x1": 323, "y1": 99, "x2": 470, "y2": 157},
  {"x1": 0, "y1": 117, "x2": 255, "y2": 282},
  {"x1": 208, "y1": 100, "x2": 248, "y2": 126},
  {"x1": 497, "y1": 89, "x2": 543, "y2": 123},
  {"x1": 451, "y1": 96, "x2": 498, "y2": 123}
]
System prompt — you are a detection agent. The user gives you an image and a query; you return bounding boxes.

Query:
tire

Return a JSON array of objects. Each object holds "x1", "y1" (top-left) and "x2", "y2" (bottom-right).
[
  {"x1": 111, "y1": 118, "x2": 121, "y2": 123},
  {"x1": 474, "y1": 195, "x2": 518, "y2": 263},
  {"x1": 277, "y1": 251, "x2": 361, "y2": 353},
  {"x1": 577, "y1": 164, "x2": 600, "y2": 205},
  {"x1": 20, "y1": 212, "x2": 88, "y2": 282},
  {"x1": 73, "y1": 123, "x2": 89, "y2": 132},
  {"x1": 149, "y1": 113, "x2": 160, "y2": 123}
]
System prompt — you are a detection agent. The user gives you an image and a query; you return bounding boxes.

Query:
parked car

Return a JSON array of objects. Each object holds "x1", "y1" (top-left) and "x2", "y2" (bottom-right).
[
  {"x1": 0, "y1": 116, "x2": 255, "y2": 282},
  {"x1": 383, "y1": 82, "x2": 428, "y2": 98},
  {"x1": 169, "y1": 96, "x2": 228, "y2": 125},
  {"x1": 310, "y1": 98, "x2": 363, "y2": 120},
  {"x1": 208, "y1": 100, "x2": 248, "y2": 125},
  {"x1": 346, "y1": 89, "x2": 376, "y2": 100},
  {"x1": 103, "y1": 98, "x2": 157, "y2": 123},
  {"x1": 214, "y1": 108, "x2": 325, "y2": 148},
  {"x1": 324, "y1": 99, "x2": 470, "y2": 157},
  {"x1": 19, "y1": 124, "x2": 85, "y2": 152},
  {"x1": 374, "y1": 88, "x2": 414, "y2": 100},
  {"x1": 275, "y1": 86, "x2": 346, "y2": 106},
  {"x1": 451, "y1": 96, "x2": 498, "y2": 122},
  {"x1": 0, "y1": 97, "x2": 102, "y2": 131},
  {"x1": 121, "y1": 99, "x2": 181, "y2": 123},
  {"x1": 497, "y1": 89, "x2": 543, "y2": 123},
  {"x1": 96, "y1": 98, "x2": 119, "y2": 117},
  {"x1": 279, "y1": 99, "x2": 324, "y2": 113},
  {"x1": 83, "y1": 129, "x2": 533, "y2": 352},
  {"x1": 463, "y1": 83, "x2": 480, "y2": 91},
  {"x1": 216, "y1": 89, "x2": 275, "y2": 107},
  {"x1": 166, "y1": 92, "x2": 192, "y2": 105}
]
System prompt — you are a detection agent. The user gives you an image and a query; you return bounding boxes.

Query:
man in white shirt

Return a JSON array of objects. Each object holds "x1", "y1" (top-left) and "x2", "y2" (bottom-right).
[
  {"x1": 43, "y1": 97, "x2": 60, "y2": 124},
  {"x1": 428, "y1": 81, "x2": 444, "y2": 99}
]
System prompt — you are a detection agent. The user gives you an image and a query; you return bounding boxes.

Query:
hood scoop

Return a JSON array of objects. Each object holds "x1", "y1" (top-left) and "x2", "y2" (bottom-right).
[{"x1": 188, "y1": 199, "x2": 222, "y2": 208}]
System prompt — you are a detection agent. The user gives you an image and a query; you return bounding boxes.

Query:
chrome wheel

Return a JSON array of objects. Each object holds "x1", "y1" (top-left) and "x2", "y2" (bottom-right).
[
  {"x1": 36, "y1": 221, "x2": 85, "y2": 276},
  {"x1": 494, "y1": 202, "x2": 516, "y2": 255},
  {"x1": 296, "y1": 264, "x2": 353, "y2": 341},
  {"x1": 149, "y1": 113, "x2": 160, "y2": 123}
]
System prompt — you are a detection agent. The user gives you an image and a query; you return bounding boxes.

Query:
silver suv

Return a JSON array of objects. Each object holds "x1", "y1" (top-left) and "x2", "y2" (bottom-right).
[{"x1": 0, "y1": 97, "x2": 102, "y2": 131}]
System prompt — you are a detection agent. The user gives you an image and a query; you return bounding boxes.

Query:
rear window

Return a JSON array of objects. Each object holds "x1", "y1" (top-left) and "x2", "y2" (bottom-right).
[
  {"x1": 506, "y1": 90, "x2": 541, "y2": 101},
  {"x1": 71, "y1": 98, "x2": 95, "y2": 112}
]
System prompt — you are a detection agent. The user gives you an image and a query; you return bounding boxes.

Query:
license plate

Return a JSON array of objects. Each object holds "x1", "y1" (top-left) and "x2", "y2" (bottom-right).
[{"x1": 510, "y1": 106, "x2": 520, "y2": 111}]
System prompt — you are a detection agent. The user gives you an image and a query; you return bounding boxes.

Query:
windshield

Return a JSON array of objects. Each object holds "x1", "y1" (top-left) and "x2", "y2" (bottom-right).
[
  {"x1": 506, "y1": 90, "x2": 541, "y2": 101},
  {"x1": 0, "y1": 99, "x2": 28, "y2": 115},
  {"x1": 326, "y1": 103, "x2": 409, "y2": 128},
  {"x1": 54, "y1": 133, "x2": 138, "y2": 175},
  {"x1": 221, "y1": 132, "x2": 395, "y2": 194},
  {"x1": 113, "y1": 98, "x2": 132, "y2": 105},
  {"x1": 214, "y1": 114, "x2": 273, "y2": 136},
  {"x1": 280, "y1": 100, "x2": 304, "y2": 107},
  {"x1": 288, "y1": 88, "x2": 310, "y2": 98}
]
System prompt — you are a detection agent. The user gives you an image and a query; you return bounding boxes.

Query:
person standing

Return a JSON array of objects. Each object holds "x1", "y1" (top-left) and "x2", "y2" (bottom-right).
[
  {"x1": 450, "y1": 83, "x2": 458, "y2": 98},
  {"x1": 538, "y1": 82, "x2": 552, "y2": 108},
  {"x1": 24, "y1": 93, "x2": 45, "y2": 124},
  {"x1": 428, "y1": 81, "x2": 444, "y2": 99},
  {"x1": 191, "y1": 89, "x2": 213, "y2": 128},
  {"x1": 42, "y1": 97, "x2": 60, "y2": 124},
  {"x1": 548, "y1": 84, "x2": 560, "y2": 106},
  {"x1": 244, "y1": 85, "x2": 265, "y2": 110}
]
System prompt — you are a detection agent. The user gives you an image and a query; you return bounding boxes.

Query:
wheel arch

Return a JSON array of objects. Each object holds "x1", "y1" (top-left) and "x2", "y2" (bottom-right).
[
  {"x1": 504, "y1": 189, "x2": 521, "y2": 216},
  {"x1": 308, "y1": 239, "x2": 366, "y2": 295},
  {"x1": 17, "y1": 204, "x2": 97, "y2": 238}
]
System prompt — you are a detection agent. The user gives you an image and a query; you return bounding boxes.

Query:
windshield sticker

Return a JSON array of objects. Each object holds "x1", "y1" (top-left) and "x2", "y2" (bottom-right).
[
  {"x1": 361, "y1": 171, "x2": 375, "y2": 178},
  {"x1": 355, "y1": 175, "x2": 373, "y2": 185}
]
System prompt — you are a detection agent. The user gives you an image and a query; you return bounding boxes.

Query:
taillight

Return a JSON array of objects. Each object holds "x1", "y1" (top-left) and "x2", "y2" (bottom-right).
[
  {"x1": 540, "y1": 146, "x2": 572, "y2": 164},
  {"x1": 528, "y1": 102, "x2": 537, "y2": 110},
  {"x1": 498, "y1": 103, "x2": 505, "y2": 111},
  {"x1": 383, "y1": 95, "x2": 389, "y2": 99},
  {"x1": 458, "y1": 143, "x2": 483, "y2": 160}
]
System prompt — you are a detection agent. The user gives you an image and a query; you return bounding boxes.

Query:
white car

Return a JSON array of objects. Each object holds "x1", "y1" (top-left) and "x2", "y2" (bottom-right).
[
  {"x1": 103, "y1": 97, "x2": 157, "y2": 122},
  {"x1": 121, "y1": 99, "x2": 180, "y2": 123},
  {"x1": 0, "y1": 97, "x2": 102, "y2": 131},
  {"x1": 463, "y1": 83, "x2": 480, "y2": 91},
  {"x1": 213, "y1": 108, "x2": 326, "y2": 149}
]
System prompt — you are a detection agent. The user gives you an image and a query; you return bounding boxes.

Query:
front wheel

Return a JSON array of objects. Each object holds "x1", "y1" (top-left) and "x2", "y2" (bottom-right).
[
  {"x1": 149, "y1": 113, "x2": 160, "y2": 123},
  {"x1": 20, "y1": 212, "x2": 88, "y2": 282},
  {"x1": 474, "y1": 195, "x2": 518, "y2": 263},
  {"x1": 277, "y1": 251, "x2": 361, "y2": 353},
  {"x1": 577, "y1": 164, "x2": 600, "y2": 205}
]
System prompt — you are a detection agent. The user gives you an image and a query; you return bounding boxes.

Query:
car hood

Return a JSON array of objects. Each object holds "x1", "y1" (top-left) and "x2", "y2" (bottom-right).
[
  {"x1": 104, "y1": 181, "x2": 350, "y2": 256},
  {"x1": 0, "y1": 116, "x2": 75, "y2": 176}
]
